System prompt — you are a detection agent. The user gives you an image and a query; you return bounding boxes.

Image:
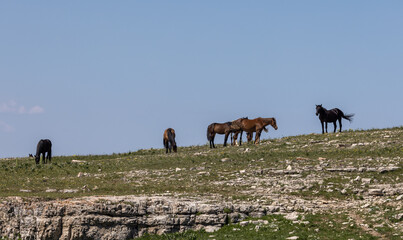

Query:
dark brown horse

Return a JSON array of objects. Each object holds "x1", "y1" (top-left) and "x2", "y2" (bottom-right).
[
  {"x1": 207, "y1": 117, "x2": 246, "y2": 148},
  {"x1": 35, "y1": 139, "x2": 52, "y2": 164},
  {"x1": 315, "y1": 105, "x2": 354, "y2": 134},
  {"x1": 238, "y1": 117, "x2": 278, "y2": 144},
  {"x1": 163, "y1": 128, "x2": 177, "y2": 153}
]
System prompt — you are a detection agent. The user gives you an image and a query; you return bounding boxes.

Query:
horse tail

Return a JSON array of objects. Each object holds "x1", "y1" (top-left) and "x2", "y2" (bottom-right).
[
  {"x1": 342, "y1": 113, "x2": 355, "y2": 122},
  {"x1": 167, "y1": 128, "x2": 177, "y2": 152},
  {"x1": 167, "y1": 129, "x2": 176, "y2": 144},
  {"x1": 207, "y1": 123, "x2": 214, "y2": 141}
]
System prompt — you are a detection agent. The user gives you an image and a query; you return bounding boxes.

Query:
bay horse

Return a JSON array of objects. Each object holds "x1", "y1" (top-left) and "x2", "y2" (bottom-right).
[
  {"x1": 35, "y1": 139, "x2": 52, "y2": 164},
  {"x1": 163, "y1": 128, "x2": 177, "y2": 153},
  {"x1": 207, "y1": 117, "x2": 247, "y2": 148},
  {"x1": 315, "y1": 105, "x2": 354, "y2": 134},
  {"x1": 238, "y1": 117, "x2": 278, "y2": 145}
]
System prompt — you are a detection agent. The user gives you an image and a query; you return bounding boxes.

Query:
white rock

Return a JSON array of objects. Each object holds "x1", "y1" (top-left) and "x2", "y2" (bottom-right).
[
  {"x1": 361, "y1": 178, "x2": 371, "y2": 184},
  {"x1": 284, "y1": 212, "x2": 299, "y2": 221},
  {"x1": 19, "y1": 189, "x2": 31, "y2": 193},
  {"x1": 287, "y1": 236, "x2": 299, "y2": 240},
  {"x1": 286, "y1": 165, "x2": 293, "y2": 170},
  {"x1": 368, "y1": 189, "x2": 383, "y2": 196},
  {"x1": 62, "y1": 189, "x2": 79, "y2": 193},
  {"x1": 175, "y1": 168, "x2": 181, "y2": 172},
  {"x1": 72, "y1": 160, "x2": 86, "y2": 163},
  {"x1": 204, "y1": 226, "x2": 220, "y2": 233},
  {"x1": 239, "y1": 221, "x2": 249, "y2": 226}
]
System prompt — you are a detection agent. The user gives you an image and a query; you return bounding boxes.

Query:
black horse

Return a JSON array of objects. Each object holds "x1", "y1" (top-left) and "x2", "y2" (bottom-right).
[
  {"x1": 316, "y1": 105, "x2": 354, "y2": 134},
  {"x1": 35, "y1": 139, "x2": 52, "y2": 164}
]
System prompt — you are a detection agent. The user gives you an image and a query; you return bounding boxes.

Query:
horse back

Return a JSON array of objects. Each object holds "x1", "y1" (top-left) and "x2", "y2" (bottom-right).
[
  {"x1": 169, "y1": 128, "x2": 175, "y2": 139},
  {"x1": 240, "y1": 118, "x2": 258, "y2": 132},
  {"x1": 212, "y1": 122, "x2": 229, "y2": 134},
  {"x1": 164, "y1": 128, "x2": 176, "y2": 140},
  {"x1": 330, "y1": 108, "x2": 344, "y2": 117},
  {"x1": 36, "y1": 139, "x2": 51, "y2": 154}
]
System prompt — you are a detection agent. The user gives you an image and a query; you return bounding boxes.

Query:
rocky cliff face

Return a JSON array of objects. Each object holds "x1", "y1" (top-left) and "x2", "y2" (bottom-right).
[
  {"x1": 1, "y1": 190, "x2": 402, "y2": 239},
  {"x1": 0, "y1": 196, "x2": 277, "y2": 240}
]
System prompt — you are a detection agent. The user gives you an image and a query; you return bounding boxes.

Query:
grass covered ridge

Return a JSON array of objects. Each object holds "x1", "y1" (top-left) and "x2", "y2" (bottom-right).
[
  {"x1": 0, "y1": 127, "x2": 402, "y2": 239},
  {"x1": 1, "y1": 127, "x2": 401, "y2": 200}
]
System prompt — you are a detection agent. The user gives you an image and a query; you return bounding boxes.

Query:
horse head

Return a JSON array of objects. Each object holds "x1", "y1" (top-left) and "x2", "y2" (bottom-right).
[
  {"x1": 316, "y1": 104, "x2": 323, "y2": 116},
  {"x1": 34, "y1": 155, "x2": 40, "y2": 164},
  {"x1": 271, "y1": 118, "x2": 278, "y2": 130}
]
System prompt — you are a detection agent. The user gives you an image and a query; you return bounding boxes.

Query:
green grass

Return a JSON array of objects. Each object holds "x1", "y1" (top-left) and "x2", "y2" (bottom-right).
[
  {"x1": 1, "y1": 127, "x2": 402, "y2": 238},
  {"x1": 0, "y1": 127, "x2": 401, "y2": 199},
  {"x1": 137, "y1": 214, "x2": 378, "y2": 240}
]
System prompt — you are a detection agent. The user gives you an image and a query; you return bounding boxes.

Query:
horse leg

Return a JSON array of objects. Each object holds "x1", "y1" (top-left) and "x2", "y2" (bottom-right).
[
  {"x1": 254, "y1": 130, "x2": 261, "y2": 144},
  {"x1": 230, "y1": 132, "x2": 233, "y2": 145},
  {"x1": 212, "y1": 133, "x2": 216, "y2": 148},
  {"x1": 48, "y1": 150, "x2": 52, "y2": 163},
  {"x1": 247, "y1": 132, "x2": 253, "y2": 142},
  {"x1": 321, "y1": 121, "x2": 324, "y2": 134},
  {"x1": 210, "y1": 140, "x2": 215, "y2": 148},
  {"x1": 325, "y1": 122, "x2": 328, "y2": 133},
  {"x1": 232, "y1": 132, "x2": 238, "y2": 146},
  {"x1": 333, "y1": 121, "x2": 337, "y2": 133},
  {"x1": 164, "y1": 139, "x2": 168, "y2": 153},
  {"x1": 239, "y1": 131, "x2": 243, "y2": 146},
  {"x1": 224, "y1": 132, "x2": 229, "y2": 147},
  {"x1": 339, "y1": 118, "x2": 342, "y2": 132}
]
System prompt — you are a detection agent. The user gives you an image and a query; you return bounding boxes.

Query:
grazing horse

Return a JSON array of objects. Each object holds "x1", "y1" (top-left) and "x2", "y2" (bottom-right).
[
  {"x1": 207, "y1": 117, "x2": 247, "y2": 148},
  {"x1": 163, "y1": 128, "x2": 177, "y2": 153},
  {"x1": 35, "y1": 139, "x2": 52, "y2": 164},
  {"x1": 238, "y1": 117, "x2": 278, "y2": 144},
  {"x1": 315, "y1": 105, "x2": 354, "y2": 134}
]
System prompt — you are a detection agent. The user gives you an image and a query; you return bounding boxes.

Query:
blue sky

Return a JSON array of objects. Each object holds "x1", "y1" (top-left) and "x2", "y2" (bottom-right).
[{"x1": 1, "y1": 1, "x2": 402, "y2": 158}]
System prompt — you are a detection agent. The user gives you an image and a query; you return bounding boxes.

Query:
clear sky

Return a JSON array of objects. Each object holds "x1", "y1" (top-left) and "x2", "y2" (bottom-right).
[{"x1": 1, "y1": 1, "x2": 402, "y2": 158}]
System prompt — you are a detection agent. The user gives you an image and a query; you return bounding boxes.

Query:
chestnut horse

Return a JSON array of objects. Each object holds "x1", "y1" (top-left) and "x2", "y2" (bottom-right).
[
  {"x1": 315, "y1": 105, "x2": 354, "y2": 134},
  {"x1": 232, "y1": 128, "x2": 264, "y2": 145},
  {"x1": 207, "y1": 117, "x2": 246, "y2": 148},
  {"x1": 238, "y1": 117, "x2": 278, "y2": 145},
  {"x1": 163, "y1": 128, "x2": 177, "y2": 153}
]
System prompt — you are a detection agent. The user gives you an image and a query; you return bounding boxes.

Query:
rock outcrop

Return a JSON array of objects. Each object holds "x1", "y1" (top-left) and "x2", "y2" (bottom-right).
[{"x1": 0, "y1": 196, "x2": 278, "y2": 240}]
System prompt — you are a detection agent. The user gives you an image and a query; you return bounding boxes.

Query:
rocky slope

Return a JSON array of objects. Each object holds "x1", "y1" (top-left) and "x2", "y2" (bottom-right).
[{"x1": 0, "y1": 128, "x2": 402, "y2": 239}]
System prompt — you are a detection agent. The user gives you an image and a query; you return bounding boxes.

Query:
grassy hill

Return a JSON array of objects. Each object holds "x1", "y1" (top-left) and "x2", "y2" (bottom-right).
[{"x1": 1, "y1": 127, "x2": 402, "y2": 239}]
